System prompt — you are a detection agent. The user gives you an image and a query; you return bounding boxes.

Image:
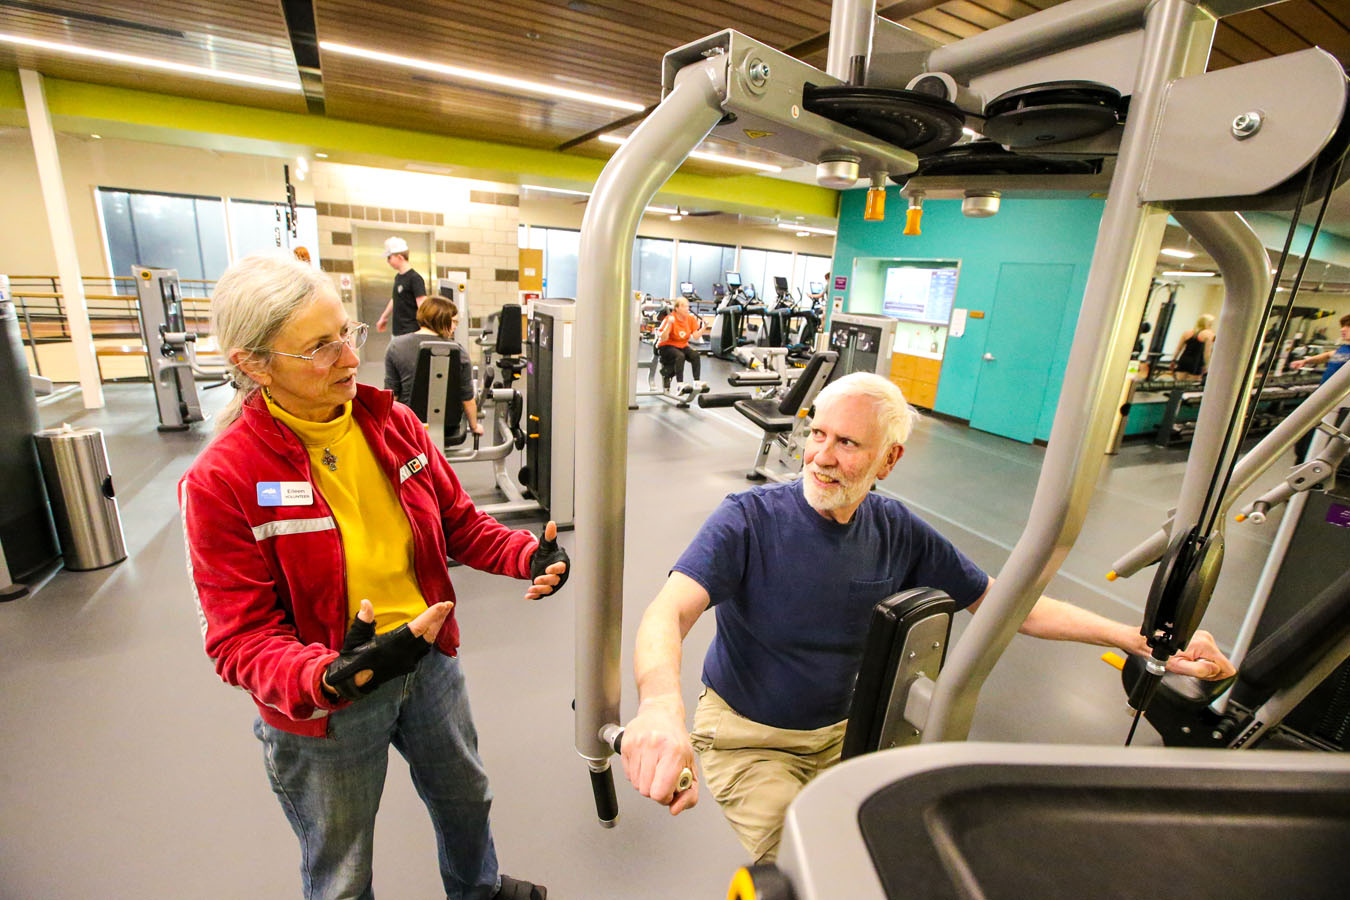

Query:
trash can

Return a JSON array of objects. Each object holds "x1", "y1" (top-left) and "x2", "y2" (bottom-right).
[{"x1": 33, "y1": 424, "x2": 127, "y2": 571}]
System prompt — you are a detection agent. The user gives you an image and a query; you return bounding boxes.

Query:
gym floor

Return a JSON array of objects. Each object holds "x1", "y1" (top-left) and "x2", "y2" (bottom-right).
[{"x1": 0, "y1": 354, "x2": 1292, "y2": 899}]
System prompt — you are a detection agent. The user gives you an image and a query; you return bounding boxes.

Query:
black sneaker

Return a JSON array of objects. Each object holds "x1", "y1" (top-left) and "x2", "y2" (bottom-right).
[{"x1": 494, "y1": 874, "x2": 547, "y2": 900}]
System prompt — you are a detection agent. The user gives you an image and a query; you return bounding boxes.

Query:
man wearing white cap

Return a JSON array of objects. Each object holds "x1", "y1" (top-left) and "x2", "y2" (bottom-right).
[{"x1": 376, "y1": 236, "x2": 427, "y2": 336}]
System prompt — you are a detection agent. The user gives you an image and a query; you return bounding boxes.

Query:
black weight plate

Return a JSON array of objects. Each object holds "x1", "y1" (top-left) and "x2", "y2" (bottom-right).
[
  {"x1": 983, "y1": 101, "x2": 1119, "y2": 147},
  {"x1": 803, "y1": 84, "x2": 966, "y2": 157},
  {"x1": 984, "y1": 80, "x2": 1123, "y2": 118},
  {"x1": 888, "y1": 142, "x2": 1100, "y2": 184}
]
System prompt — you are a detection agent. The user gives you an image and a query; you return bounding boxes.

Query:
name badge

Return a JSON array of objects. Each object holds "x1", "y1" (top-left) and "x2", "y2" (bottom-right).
[{"x1": 257, "y1": 481, "x2": 315, "y2": 506}]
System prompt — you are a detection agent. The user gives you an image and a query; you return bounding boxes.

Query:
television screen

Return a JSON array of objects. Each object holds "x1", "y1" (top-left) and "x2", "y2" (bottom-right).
[
  {"x1": 809, "y1": 281, "x2": 824, "y2": 294},
  {"x1": 881, "y1": 261, "x2": 959, "y2": 325},
  {"x1": 679, "y1": 281, "x2": 694, "y2": 296},
  {"x1": 726, "y1": 271, "x2": 742, "y2": 287},
  {"x1": 773, "y1": 275, "x2": 789, "y2": 293}
]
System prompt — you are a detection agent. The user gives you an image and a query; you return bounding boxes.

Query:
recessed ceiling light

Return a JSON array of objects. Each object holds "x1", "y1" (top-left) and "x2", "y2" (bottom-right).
[
  {"x1": 320, "y1": 41, "x2": 643, "y2": 112},
  {"x1": 1160, "y1": 248, "x2": 1196, "y2": 259},
  {"x1": 669, "y1": 214, "x2": 683, "y2": 221},
  {"x1": 525, "y1": 31, "x2": 541, "y2": 40},
  {"x1": 315, "y1": 152, "x2": 329, "y2": 158},
  {"x1": 796, "y1": 231, "x2": 811, "y2": 237},
  {"x1": 89, "y1": 133, "x2": 102, "y2": 140},
  {"x1": 1161, "y1": 270, "x2": 1216, "y2": 277},
  {"x1": 0, "y1": 33, "x2": 301, "y2": 91},
  {"x1": 598, "y1": 134, "x2": 782, "y2": 172},
  {"x1": 777, "y1": 222, "x2": 835, "y2": 236}
]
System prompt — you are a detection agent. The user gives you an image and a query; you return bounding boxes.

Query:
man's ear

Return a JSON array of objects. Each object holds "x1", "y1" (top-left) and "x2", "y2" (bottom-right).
[
  {"x1": 878, "y1": 443, "x2": 904, "y2": 479},
  {"x1": 229, "y1": 348, "x2": 271, "y2": 387}
]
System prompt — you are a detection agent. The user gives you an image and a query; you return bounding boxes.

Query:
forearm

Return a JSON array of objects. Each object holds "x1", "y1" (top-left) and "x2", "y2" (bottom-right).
[
  {"x1": 1019, "y1": 595, "x2": 1144, "y2": 656},
  {"x1": 633, "y1": 602, "x2": 688, "y2": 717},
  {"x1": 462, "y1": 398, "x2": 479, "y2": 429}
]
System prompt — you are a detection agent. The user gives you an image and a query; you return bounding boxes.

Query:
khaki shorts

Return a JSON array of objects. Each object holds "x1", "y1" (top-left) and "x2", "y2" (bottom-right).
[{"x1": 690, "y1": 686, "x2": 845, "y2": 864}]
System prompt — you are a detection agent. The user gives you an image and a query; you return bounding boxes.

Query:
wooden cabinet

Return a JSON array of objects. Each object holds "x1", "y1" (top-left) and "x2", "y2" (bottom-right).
[{"x1": 889, "y1": 352, "x2": 943, "y2": 409}]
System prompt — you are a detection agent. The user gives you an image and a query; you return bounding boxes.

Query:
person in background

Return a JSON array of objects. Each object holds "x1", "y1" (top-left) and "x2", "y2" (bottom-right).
[
  {"x1": 1170, "y1": 313, "x2": 1216, "y2": 379},
  {"x1": 375, "y1": 236, "x2": 426, "y2": 336},
  {"x1": 655, "y1": 296, "x2": 707, "y2": 389},
  {"x1": 1290, "y1": 313, "x2": 1350, "y2": 460},
  {"x1": 618, "y1": 373, "x2": 1236, "y2": 865},
  {"x1": 180, "y1": 253, "x2": 562, "y2": 900},
  {"x1": 385, "y1": 294, "x2": 481, "y2": 435}
]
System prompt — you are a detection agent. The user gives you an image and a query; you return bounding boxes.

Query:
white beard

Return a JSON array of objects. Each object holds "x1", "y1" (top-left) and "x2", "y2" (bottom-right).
[{"x1": 802, "y1": 463, "x2": 874, "y2": 514}]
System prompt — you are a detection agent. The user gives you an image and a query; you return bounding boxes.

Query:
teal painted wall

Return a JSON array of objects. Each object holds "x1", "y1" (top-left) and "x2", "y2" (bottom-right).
[{"x1": 832, "y1": 188, "x2": 1106, "y2": 442}]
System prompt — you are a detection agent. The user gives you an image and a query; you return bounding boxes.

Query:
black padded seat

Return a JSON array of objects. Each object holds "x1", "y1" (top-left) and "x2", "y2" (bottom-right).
[
  {"x1": 734, "y1": 396, "x2": 796, "y2": 433},
  {"x1": 410, "y1": 342, "x2": 469, "y2": 449},
  {"x1": 733, "y1": 350, "x2": 835, "y2": 433}
]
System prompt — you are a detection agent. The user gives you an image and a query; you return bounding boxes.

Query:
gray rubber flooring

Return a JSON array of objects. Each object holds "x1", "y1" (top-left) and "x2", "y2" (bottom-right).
[{"x1": 0, "y1": 358, "x2": 1293, "y2": 899}]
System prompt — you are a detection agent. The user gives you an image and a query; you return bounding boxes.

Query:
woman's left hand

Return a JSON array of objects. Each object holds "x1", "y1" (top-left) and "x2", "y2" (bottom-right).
[{"x1": 526, "y1": 520, "x2": 570, "y2": 599}]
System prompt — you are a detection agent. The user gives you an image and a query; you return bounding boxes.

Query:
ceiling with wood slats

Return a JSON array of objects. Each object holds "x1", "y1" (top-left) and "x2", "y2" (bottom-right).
[{"x1": 0, "y1": 1, "x2": 1347, "y2": 173}]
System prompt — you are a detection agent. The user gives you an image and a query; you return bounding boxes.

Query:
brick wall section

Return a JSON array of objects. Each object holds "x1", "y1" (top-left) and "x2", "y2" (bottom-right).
[{"x1": 315, "y1": 191, "x2": 519, "y2": 327}]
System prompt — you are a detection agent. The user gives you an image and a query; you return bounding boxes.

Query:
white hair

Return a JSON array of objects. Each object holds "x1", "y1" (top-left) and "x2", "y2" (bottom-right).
[
  {"x1": 210, "y1": 253, "x2": 331, "y2": 431},
  {"x1": 813, "y1": 371, "x2": 918, "y2": 447}
]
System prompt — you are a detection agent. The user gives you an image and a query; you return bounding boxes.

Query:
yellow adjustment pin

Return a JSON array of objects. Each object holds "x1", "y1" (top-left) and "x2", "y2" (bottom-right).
[
  {"x1": 1235, "y1": 514, "x2": 1246, "y2": 522},
  {"x1": 1106, "y1": 571, "x2": 1118, "y2": 582},
  {"x1": 1101, "y1": 651, "x2": 1126, "y2": 671},
  {"x1": 727, "y1": 867, "x2": 757, "y2": 900}
]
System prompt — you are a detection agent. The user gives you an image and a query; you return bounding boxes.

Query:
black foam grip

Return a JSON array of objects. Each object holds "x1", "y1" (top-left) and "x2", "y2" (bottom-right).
[
  {"x1": 697, "y1": 391, "x2": 752, "y2": 408},
  {"x1": 590, "y1": 766, "x2": 618, "y2": 824}
]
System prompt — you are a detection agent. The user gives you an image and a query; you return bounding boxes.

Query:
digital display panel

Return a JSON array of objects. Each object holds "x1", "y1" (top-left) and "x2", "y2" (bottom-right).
[{"x1": 881, "y1": 261, "x2": 959, "y2": 325}]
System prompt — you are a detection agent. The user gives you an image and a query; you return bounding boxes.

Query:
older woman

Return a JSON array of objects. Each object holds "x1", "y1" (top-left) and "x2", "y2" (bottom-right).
[{"x1": 180, "y1": 254, "x2": 561, "y2": 900}]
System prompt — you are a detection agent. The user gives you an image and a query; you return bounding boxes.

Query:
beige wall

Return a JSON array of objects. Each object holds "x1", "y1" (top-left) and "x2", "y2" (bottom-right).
[
  {"x1": 310, "y1": 162, "x2": 519, "y2": 323},
  {"x1": 0, "y1": 129, "x2": 309, "y2": 278}
]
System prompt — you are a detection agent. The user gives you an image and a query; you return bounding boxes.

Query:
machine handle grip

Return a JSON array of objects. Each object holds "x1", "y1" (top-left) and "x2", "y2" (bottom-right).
[
  {"x1": 602, "y1": 726, "x2": 694, "y2": 792},
  {"x1": 589, "y1": 766, "x2": 619, "y2": 828}
]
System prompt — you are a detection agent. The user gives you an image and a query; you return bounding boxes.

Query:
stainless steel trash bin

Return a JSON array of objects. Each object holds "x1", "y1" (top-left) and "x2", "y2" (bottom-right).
[{"x1": 33, "y1": 425, "x2": 127, "y2": 571}]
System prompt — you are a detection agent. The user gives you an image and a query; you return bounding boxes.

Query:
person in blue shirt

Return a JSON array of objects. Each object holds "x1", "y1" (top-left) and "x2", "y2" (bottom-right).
[
  {"x1": 1290, "y1": 313, "x2": 1350, "y2": 384},
  {"x1": 618, "y1": 372, "x2": 1237, "y2": 864}
]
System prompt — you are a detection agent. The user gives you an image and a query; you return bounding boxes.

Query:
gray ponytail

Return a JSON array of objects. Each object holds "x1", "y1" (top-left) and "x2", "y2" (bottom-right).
[{"x1": 211, "y1": 253, "x2": 330, "y2": 431}]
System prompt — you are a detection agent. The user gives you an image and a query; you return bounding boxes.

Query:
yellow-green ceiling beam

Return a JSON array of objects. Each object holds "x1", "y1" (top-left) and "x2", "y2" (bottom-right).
[{"x1": 0, "y1": 71, "x2": 839, "y2": 221}]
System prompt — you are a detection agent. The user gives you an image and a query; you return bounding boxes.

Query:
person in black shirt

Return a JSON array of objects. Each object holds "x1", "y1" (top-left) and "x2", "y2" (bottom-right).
[{"x1": 375, "y1": 236, "x2": 427, "y2": 336}]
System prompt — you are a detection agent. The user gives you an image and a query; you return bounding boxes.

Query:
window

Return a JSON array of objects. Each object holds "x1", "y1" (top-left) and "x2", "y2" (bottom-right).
[
  {"x1": 228, "y1": 199, "x2": 319, "y2": 263},
  {"x1": 739, "y1": 248, "x2": 794, "y2": 301},
  {"x1": 542, "y1": 228, "x2": 580, "y2": 298},
  {"x1": 632, "y1": 237, "x2": 674, "y2": 299},
  {"x1": 676, "y1": 241, "x2": 736, "y2": 302},
  {"x1": 793, "y1": 254, "x2": 832, "y2": 299},
  {"x1": 98, "y1": 188, "x2": 230, "y2": 286}
]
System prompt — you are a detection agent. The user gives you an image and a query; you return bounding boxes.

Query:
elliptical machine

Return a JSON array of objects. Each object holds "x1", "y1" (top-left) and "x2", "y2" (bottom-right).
[
  {"x1": 785, "y1": 280, "x2": 826, "y2": 363},
  {"x1": 708, "y1": 271, "x2": 748, "y2": 360}
]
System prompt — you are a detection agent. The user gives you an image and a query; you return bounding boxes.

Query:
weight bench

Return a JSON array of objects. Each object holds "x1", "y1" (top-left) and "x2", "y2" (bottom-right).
[{"x1": 733, "y1": 349, "x2": 837, "y2": 482}]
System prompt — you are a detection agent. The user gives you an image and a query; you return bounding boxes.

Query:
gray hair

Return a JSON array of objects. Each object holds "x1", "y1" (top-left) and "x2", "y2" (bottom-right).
[
  {"x1": 211, "y1": 253, "x2": 331, "y2": 430},
  {"x1": 813, "y1": 371, "x2": 917, "y2": 447}
]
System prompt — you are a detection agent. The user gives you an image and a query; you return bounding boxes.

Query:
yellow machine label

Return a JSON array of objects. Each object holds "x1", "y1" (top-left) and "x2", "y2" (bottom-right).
[{"x1": 743, "y1": 129, "x2": 774, "y2": 139}]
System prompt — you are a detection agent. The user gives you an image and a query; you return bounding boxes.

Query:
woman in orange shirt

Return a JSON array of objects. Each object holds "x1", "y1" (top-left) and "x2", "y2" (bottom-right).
[{"x1": 656, "y1": 296, "x2": 707, "y2": 389}]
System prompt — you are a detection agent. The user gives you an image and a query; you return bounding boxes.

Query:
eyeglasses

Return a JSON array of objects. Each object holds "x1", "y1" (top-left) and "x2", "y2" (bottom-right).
[{"x1": 266, "y1": 322, "x2": 368, "y2": 367}]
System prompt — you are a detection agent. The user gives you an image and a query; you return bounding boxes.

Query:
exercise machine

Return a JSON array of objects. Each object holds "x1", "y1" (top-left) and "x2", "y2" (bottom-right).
[
  {"x1": 707, "y1": 272, "x2": 749, "y2": 359},
  {"x1": 733, "y1": 350, "x2": 838, "y2": 482},
  {"x1": 569, "y1": 0, "x2": 1350, "y2": 866},
  {"x1": 132, "y1": 267, "x2": 225, "y2": 431},
  {"x1": 785, "y1": 281, "x2": 826, "y2": 362},
  {"x1": 827, "y1": 312, "x2": 896, "y2": 378},
  {"x1": 629, "y1": 293, "x2": 710, "y2": 409},
  {"x1": 410, "y1": 302, "x2": 575, "y2": 527}
]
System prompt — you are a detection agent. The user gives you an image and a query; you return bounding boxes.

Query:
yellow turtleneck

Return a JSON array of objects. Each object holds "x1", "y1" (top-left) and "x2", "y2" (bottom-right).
[{"x1": 264, "y1": 392, "x2": 426, "y2": 633}]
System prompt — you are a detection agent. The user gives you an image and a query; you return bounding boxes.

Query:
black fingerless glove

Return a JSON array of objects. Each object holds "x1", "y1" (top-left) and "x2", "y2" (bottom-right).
[
  {"x1": 324, "y1": 616, "x2": 433, "y2": 702},
  {"x1": 529, "y1": 530, "x2": 570, "y2": 594}
]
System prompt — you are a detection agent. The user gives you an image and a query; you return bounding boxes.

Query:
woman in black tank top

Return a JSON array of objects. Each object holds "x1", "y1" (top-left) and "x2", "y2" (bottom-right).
[{"x1": 1171, "y1": 314, "x2": 1215, "y2": 378}]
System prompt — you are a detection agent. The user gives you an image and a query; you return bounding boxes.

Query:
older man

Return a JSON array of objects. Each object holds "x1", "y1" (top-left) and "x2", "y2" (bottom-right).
[{"x1": 619, "y1": 372, "x2": 1235, "y2": 864}]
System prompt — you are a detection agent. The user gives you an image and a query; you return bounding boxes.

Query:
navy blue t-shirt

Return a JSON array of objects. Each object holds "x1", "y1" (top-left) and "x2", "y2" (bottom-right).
[{"x1": 673, "y1": 481, "x2": 988, "y2": 731}]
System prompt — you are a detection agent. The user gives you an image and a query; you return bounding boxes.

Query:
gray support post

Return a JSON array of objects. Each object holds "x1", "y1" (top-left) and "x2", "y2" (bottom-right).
[
  {"x1": 926, "y1": 0, "x2": 1152, "y2": 78},
  {"x1": 1161, "y1": 210, "x2": 1271, "y2": 538},
  {"x1": 572, "y1": 60, "x2": 728, "y2": 782},
  {"x1": 826, "y1": 0, "x2": 877, "y2": 85},
  {"x1": 922, "y1": 0, "x2": 1207, "y2": 743}
]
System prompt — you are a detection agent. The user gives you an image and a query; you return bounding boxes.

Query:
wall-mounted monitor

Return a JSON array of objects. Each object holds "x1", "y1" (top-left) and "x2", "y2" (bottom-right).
[{"x1": 881, "y1": 260, "x2": 960, "y2": 325}]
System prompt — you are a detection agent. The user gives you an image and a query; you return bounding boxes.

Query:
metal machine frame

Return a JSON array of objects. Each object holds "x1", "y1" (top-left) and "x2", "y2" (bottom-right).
[
  {"x1": 133, "y1": 266, "x2": 205, "y2": 431},
  {"x1": 568, "y1": 0, "x2": 1350, "y2": 823}
]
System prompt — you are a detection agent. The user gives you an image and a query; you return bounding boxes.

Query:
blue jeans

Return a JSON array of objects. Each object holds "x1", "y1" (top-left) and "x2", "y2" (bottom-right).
[{"x1": 254, "y1": 651, "x2": 499, "y2": 900}]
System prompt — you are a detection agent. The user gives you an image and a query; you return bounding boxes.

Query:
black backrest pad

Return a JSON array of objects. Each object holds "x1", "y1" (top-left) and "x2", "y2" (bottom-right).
[
  {"x1": 1232, "y1": 567, "x2": 1350, "y2": 706},
  {"x1": 410, "y1": 342, "x2": 465, "y2": 432},
  {"x1": 495, "y1": 304, "x2": 524, "y2": 355},
  {"x1": 776, "y1": 350, "x2": 835, "y2": 416}
]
